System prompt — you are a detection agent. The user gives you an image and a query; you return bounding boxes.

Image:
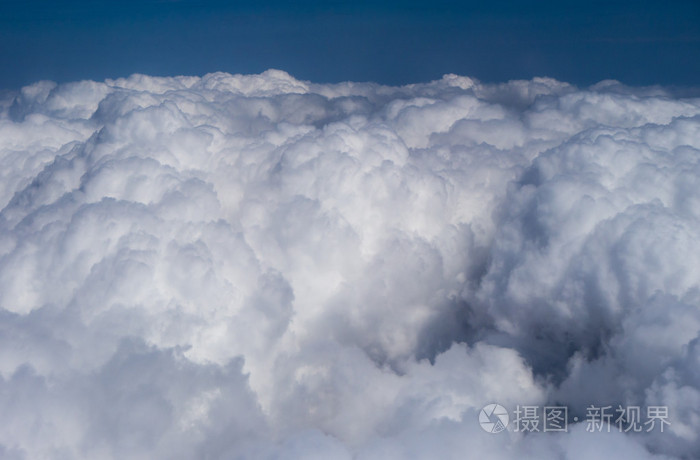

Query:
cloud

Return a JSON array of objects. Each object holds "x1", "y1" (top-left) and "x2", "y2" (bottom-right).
[{"x1": 0, "y1": 69, "x2": 699, "y2": 458}]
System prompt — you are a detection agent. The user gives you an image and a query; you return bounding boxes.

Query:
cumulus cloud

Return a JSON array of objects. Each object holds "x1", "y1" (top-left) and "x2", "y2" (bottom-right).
[{"x1": 0, "y1": 69, "x2": 699, "y2": 458}]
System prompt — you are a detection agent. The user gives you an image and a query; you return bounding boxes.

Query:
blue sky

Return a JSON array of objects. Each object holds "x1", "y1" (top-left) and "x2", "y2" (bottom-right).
[{"x1": 0, "y1": 0, "x2": 699, "y2": 89}]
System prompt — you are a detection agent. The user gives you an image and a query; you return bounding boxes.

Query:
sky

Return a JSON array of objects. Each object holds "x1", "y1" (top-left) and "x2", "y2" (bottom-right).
[
  {"x1": 2, "y1": 2, "x2": 700, "y2": 459},
  {"x1": 1, "y1": 0, "x2": 699, "y2": 89}
]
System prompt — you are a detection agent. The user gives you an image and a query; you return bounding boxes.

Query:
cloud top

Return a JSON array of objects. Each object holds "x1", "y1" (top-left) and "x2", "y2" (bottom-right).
[{"x1": 0, "y1": 70, "x2": 699, "y2": 459}]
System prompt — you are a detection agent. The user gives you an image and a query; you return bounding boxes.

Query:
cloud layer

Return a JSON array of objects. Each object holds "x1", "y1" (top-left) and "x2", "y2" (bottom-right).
[{"x1": 0, "y1": 70, "x2": 699, "y2": 459}]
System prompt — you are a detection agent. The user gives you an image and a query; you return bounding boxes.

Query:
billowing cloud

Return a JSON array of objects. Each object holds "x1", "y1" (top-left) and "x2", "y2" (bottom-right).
[{"x1": 0, "y1": 69, "x2": 698, "y2": 459}]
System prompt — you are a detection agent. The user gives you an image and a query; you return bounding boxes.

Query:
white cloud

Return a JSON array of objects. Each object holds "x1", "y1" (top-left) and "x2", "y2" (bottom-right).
[{"x1": 0, "y1": 70, "x2": 699, "y2": 458}]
